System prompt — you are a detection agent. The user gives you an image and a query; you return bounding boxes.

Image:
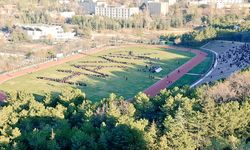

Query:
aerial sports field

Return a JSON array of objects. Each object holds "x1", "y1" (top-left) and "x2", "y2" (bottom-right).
[{"x1": 0, "y1": 45, "x2": 210, "y2": 101}]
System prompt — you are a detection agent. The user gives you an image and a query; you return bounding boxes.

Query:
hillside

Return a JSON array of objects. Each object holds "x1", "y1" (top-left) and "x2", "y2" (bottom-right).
[{"x1": 0, "y1": 68, "x2": 249, "y2": 149}]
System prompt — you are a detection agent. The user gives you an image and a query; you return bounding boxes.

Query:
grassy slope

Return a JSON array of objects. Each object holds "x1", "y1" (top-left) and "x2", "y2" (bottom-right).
[{"x1": 0, "y1": 46, "x2": 195, "y2": 101}]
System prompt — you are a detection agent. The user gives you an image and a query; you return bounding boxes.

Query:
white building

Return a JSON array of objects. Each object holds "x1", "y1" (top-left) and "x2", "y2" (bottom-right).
[
  {"x1": 188, "y1": 0, "x2": 245, "y2": 8},
  {"x1": 216, "y1": 0, "x2": 244, "y2": 8},
  {"x1": 80, "y1": 0, "x2": 139, "y2": 19},
  {"x1": 17, "y1": 24, "x2": 75, "y2": 41},
  {"x1": 59, "y1": 11, "x2": 76, "y2": 19},
  {"x1": 59, "y1": 0, "x2": 70, "y2": 4},
  {"x1": 95, "y1": 6, "x2": 139, "y2": 19}
]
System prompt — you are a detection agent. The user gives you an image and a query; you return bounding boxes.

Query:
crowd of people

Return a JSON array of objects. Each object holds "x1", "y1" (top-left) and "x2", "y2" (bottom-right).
[
  {"x1": 218, "y1": 43, "x2": 250, "y2": 69},
  {"x1": 57, "y1": 69, "x2": 107, "y2": 78},
  {"x1": 72, "y1": 65, "x2": 109, "y2": 78},
  {"x1": 37, "y1": 51, "x2": 162, "y2": 86},
  {"x1": 200, "y1": 41, "x2": 250, "y2": 85},
  {"x1": 99, "y1": 56, "x2": 135, "y2": 65},
  {"x1": 77, "y1": 65, "x2": 127, "y2": 71},
  {"x1": 79, "y1": 61, "x2": 108, "y2": 64},
  {"x1": 37, "y1": 76, "x2": 87, "y2": 87},
  {"x1": 103, "y1": 53, "x2": 159, "y2": 61}
]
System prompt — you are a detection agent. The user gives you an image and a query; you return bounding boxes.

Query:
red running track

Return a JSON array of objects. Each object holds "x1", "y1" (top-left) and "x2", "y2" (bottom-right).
[{"x1": 144, "y1": 46, "x2": 207, "y2": 97}]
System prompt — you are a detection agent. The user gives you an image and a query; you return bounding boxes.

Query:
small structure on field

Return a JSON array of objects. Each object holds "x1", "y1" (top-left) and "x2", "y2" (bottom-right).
[{"x1": 149, "y1": 66, "x2": 162, "y2": 73}]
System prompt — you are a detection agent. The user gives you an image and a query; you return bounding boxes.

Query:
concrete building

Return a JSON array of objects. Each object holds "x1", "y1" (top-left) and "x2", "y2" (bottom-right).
[
  {"x1": 17, "y1": 24, "x2": 75, "y2": 41},
  {"x1": 188, "y1": 0, "x2": 245, "y2": 8},
  {"x1": 216, "y1": 0, "x2": 244, "y2": 8},
  {"x1": 80, "y1": 0, "x2": 139, "y2": 19},
  {"x1": 80, "y1": 0, "x2": 98, "y2": 14},
  {"x1": 80, "y1": 0, "x2": 108, "y2": 14},
  {"x1": 148, "y1": 1, "x2": 168, "y2": 16},
  {"x1": 140, "y1": 0, "x2": 169, "y2": 16},
  {"x1": 95, "y1": 6, "x2": 139, "y2": 19}
]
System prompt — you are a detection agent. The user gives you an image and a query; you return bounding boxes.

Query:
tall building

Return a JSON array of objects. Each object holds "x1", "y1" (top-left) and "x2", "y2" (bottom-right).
[
  {"x1": 148, "y1": 1, "x2": 168, "y2": 16},
  {"x1": 141, "y1": 0, "x2": 169, "y2": 16},
  {"x1": 80, "y1": 0, "x2": 102, "y2": 14},
  {"x1": 95, "y1": 6, "x2": 139, "y2": 19},
  {"x1": 80, "y1": 0, "x2": 139, "y2": 19}
]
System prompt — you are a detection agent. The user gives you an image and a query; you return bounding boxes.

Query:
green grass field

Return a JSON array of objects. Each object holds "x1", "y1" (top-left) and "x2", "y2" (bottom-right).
[{"x1": 0, "y1": 46, "x2": 196, "y2": 101}]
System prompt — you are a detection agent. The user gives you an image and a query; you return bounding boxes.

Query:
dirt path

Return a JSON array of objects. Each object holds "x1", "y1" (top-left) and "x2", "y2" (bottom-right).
[{"x1": 144, "y1": 46, "x2": 207, "y2": 97}]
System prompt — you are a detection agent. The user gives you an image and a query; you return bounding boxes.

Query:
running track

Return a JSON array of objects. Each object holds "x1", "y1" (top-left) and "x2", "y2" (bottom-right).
[{"x1": 144, "y1": 46, "x2": 207, "y2": 97}]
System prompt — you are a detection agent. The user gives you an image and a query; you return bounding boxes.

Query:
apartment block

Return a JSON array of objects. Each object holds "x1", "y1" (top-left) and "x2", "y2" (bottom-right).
[
  {"x1": 140, "y1": 0, "x2": 169, "y2": 16},
  {"x1": 95, "y1": 6, "x2": 139, "y2": 19}
]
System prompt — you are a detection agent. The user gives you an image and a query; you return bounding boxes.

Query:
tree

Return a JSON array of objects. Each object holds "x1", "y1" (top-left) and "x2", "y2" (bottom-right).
[
  {"x1": 10, "y1": 28, "x2": 30, "y2": 42},
  {"x1": 0, "y1": 68, "x2": 249, "y2": 149},
  {"x1": 71, "y1": 129, "x2": 97, "y2": 150},
  {"x1": 59, "y1": 88, "x2": 85, "y2": 106},
  {"x1": 106, "y1": 124, "x2": 147, "y2": 150},
  {"x1": 163, "y1": 112, "x2": 196, "y2": 150}
]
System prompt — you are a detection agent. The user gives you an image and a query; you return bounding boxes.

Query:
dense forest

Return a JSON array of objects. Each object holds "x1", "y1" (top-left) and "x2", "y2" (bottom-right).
[{"x1": 0, "y1": 69, "x2": 249, "y2": 150}]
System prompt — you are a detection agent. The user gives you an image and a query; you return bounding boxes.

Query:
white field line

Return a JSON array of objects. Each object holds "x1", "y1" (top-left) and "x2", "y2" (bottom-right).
[{"x1": 185, "y1": 73, "x2": 202, "y2": 76}]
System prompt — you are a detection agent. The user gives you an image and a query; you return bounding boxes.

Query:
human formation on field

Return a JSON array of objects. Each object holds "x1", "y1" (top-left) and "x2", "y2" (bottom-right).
[{"x1": 37, "y1": 51, "x2": 162, "y2": 87}]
